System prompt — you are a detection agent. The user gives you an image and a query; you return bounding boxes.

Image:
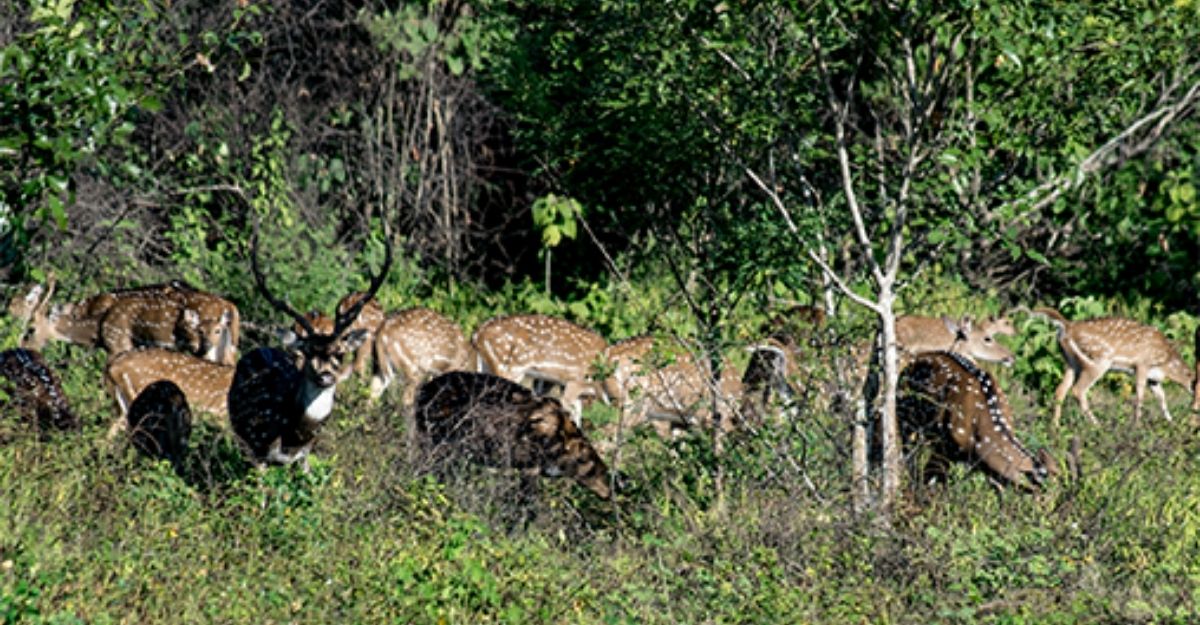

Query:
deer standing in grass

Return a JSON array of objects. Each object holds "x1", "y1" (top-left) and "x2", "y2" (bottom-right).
[
  {"x1": 0, "y1": 348, "x2": 78, "y2": 434},
  {"x1": 898, "y1": 351, "x2": 1055, "y2": 490},
  {"x1": 227, "y1": 224, "x2": 392, "y2": 468},
  {"x1": 472, "y1": 314, "x2": 608, "y2": 426},
  {"x1": 413, "y1": 371, "x2": 612, "y2": 500},
  {"x1": 104, "y1": 348, "x2": 234, "y2": 435},
  {"x1": 369, "y1": 307, "x2": 475, "y2": 405},
  {"x1": 10, "y1": 277, "x2": 240, "y2": 365},
  {"x1": 1033, "y1": 307, "x2": 1195, "y2": 426},
  {"x1": 596, "y1": 335, "x2": 745, "y2": 450}
]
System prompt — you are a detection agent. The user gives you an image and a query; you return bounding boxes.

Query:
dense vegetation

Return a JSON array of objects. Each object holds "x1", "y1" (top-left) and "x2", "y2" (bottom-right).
[{"x1": 3, "y1": 0, "x2": 1200, "y2": 622}]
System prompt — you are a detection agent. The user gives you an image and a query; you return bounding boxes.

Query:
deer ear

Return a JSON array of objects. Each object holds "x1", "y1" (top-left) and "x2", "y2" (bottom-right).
[
  {"x1": 183, "y1": 309, "x2": 201, "y2": 328},
  {"x1": 341, "y1": 328, "x2": 369, "y2": 352},
  {"x1": 279, "y1": 328, "x2": 302, "y2": 350}
]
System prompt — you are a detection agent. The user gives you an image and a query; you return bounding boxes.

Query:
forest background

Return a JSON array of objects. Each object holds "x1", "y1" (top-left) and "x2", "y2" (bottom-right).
[{"x1": 3, "y1": 0, "x2": 1200, "y2": 622}]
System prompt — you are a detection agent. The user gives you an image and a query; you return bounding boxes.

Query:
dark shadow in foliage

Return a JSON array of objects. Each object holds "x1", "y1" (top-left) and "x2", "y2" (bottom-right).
[
  {"x1": 411, "y1": 371, "x2": 613, "y2": 530},
  {"x1": 0, "y1": 348, "x2": 78, "y2": 440},
  {"x1": 126, "y1": 380, "x2": 193, "y2": 476}
]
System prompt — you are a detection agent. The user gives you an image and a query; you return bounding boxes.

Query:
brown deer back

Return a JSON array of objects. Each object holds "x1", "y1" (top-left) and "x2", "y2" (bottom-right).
[
  {"x1": 898, "y1": 351, "x2": 1052, "y2": 489},
  {"x1": 105, "y1": 348, "x2": 234, "y2": 418}
]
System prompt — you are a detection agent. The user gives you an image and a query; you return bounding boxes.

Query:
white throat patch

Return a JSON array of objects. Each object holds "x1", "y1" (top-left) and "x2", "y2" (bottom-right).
[{"x1": 299, "y1": 380, "x2": 337, "y2": 423}]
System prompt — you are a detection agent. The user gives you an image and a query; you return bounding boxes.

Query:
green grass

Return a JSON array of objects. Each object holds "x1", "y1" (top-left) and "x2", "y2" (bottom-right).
[{"x1": 4, "y1": 347, "x2": 1200, "y2": 624}]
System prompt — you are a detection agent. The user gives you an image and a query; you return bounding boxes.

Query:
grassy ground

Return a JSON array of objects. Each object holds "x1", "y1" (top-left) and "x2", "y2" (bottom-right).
[{"x1": 3, "y1": 339, "x2": 1200, "y2": 624}]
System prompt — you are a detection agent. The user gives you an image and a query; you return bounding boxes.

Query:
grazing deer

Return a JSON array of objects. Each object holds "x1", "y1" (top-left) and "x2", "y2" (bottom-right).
[
  {"x1": 413, "y1": 371, "x2": 612, "y2": 500},
  {"x1": 126, "y1": 380, "x2": 192, "y2": 473},
  {"x1": 741, "y1": 336, "x2": 803, "y2": 421},
  {"x1": 104, "y1": 348, "x2": 234, "y2": 430},
  {"x1": 1033, "y1": 307, "x2": 1195, "y2": 426},
  {"x1": 368, "y1": 307, "x2": 475, "y2": 405},
  {"x1": 11, "y1": 277, "x2": 240, "y2": 365},
  {"x1": 472, "y1": 314, "x2": 608, "y2": 426},
  {"x1": 596, "y1": 336, "x2": 745, "y2": 448},
  {"x1": 898, "y1": 351, "x2": 1055, "y2": 490},
  {"x1": 0, "y1": 348, "x2": 78, "y2": 433},
  {"x1": 226, "y1": 224, "x2": 392, "y2": 468}
]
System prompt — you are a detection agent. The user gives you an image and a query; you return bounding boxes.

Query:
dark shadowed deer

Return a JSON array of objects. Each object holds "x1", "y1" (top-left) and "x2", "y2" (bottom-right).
[
  {"x1": 227, "y1": 222, "x2": 392, "y2": 469},
  {"x1": 898, "y1": 351, "x2": 1055, "y2": 490},
  {"x1": 126, "y1": 380, "x2": 192, "y2": 473},
  {"x1": 413, "y1": 371, "x2": 612, "y2": 500},
  {"x1": 1033, "y1": 307, "x2": 1195, "y2": 426},
  {"x1": 0, "y1": 348, "x2": 78, "y2": 434}
]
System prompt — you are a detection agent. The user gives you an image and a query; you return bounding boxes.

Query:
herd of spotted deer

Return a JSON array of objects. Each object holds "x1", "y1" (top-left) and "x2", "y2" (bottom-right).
[{"x1": 3, "y1": 234, "x2": 1199, "y2": 502}]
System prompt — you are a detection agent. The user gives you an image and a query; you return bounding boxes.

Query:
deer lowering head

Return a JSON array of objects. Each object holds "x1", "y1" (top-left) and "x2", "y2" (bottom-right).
[
  {"x1": 369, "y1": 307, "x2": 475, "y2": 405},
  {"x1": 1033, "y1": 307, "x2": 1195, "y2": 426},
  {"x1": 741, "y1": 336, "x2": 803, "y2": 421},
  {"x1": 10, "y1": 276, "x2": 239, "y2": 365},
  {"x1": 413, "y1": 371, "x2": 612, "y2": 500},
  {"x1": 0, "y1": 348, "x2": 78, "y2": 434},
  {"x1": 596, "y1": 336, "x2": 745, "y2": 449},
  {"x1": 895, "y1": 315, "x2": 1016, "y2": 366},
  {"x1": 125, "y1": 380, "x2": 192, "y2": 474},
  {"x1": 898, "y1": 351, "x2": 1054, "y2": 490},
  {"x1": 472, "y1": 314, "x2": 608, "y2": 427},
  {"x1": 228, "y1": 222, "x2": 393, "y2": 468}
]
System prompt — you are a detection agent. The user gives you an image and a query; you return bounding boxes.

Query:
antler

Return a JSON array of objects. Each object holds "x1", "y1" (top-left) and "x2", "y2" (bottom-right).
[
  {"x1": 331, "y1": 218, "x2": 394, "y2": 338},
  {"x1": 250, "y1": 220, "x2": 317, "y2": 338}
]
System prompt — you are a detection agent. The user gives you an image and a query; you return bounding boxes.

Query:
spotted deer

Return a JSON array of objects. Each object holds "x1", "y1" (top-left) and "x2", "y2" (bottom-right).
[
  {"x1": 413, "y1": 371, "x2": 612, "y2": 500},
  {"x1": 595, "y1": 336, "x2": 745, "y2": 449},
  {"x1": 895, "y1": 315, "x2": 1016, "y2": 366},
  {"x1": 226, "y1": 223, "x2": 392, "y2": 468},
  {"x1": 368, "y1": 307, "x2": 475, "y2": 405},
  {"x1": 472, "y1": 314, "x2": 608, "y2": 426},
  {"x1": 0, "y1": 348, "x2": 78, "y2": 434},
  {"x1": 1033, "y1": 307, "x2": 1195, "y2": 426},
  {"x1": 11, "y1": 277, "x2": 240, "y2": 365},
  {"x1": 898, "y1": 351, "x2": 1055, "y2": 490},
  {"x1": 126, "y1": 380, "x2": 192, "y2": 473},
  {"x1": 104, "y1": 348, "x2": 234, "y2": 432}
]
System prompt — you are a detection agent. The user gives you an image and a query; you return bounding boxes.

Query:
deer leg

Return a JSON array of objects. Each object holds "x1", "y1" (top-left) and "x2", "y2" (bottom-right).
[
  {"x1": 1070, "y1": 364, "x2": 1106, "y2": 425},
  {"x1": 1148, "y1": 378, "x2": 1173, "y2": 422},
  {"x1": 560, "y1": 380, "x2": 588, "y2": 428},
  {"x1": 1052, "y1": 365, "x2": 1077, "y2": 428}
]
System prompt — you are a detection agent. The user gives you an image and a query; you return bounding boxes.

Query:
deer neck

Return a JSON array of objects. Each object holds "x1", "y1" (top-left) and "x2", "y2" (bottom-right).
[
  {"x1": 296, "y1": 376, "x2": 337, "y2": 425},
  {"x1": 43, "y1": 304, "x2": 100, "y2": 346}
]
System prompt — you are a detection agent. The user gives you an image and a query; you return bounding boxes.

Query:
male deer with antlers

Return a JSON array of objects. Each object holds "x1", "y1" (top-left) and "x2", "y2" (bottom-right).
[
  {"x1": 1033, "y1": 307, "x2": 1195, "y2": 426},
  {"x1": 227, "y1": 222, "x2": 392, "y2": 468},
  {"x1": 472, "y1": 314, "x2": 608, "y2": 426}
]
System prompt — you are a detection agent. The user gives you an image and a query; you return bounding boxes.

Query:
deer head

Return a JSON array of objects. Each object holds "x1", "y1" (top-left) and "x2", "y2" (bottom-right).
[{"x1": 228, "y1": 220, "x2": 392, "y2": 467}]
